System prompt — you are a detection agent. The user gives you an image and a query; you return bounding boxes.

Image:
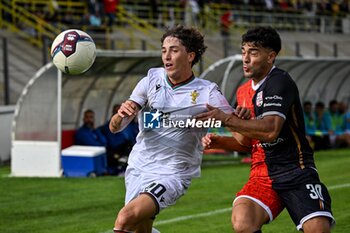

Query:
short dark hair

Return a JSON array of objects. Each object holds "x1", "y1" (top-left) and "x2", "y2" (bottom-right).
[
  {"x1": 315, "y1": 101, "x2": 325, "y2": 108},
  {"x1": 329, "y1": 99, "x2": 338, "y2": 107},
  {"x1": 303, "y1": 101, "x2": 312, "y2": 107},
  {"x1": 242, "y1": 26, "x2": 281, "y2": 54},
  {"x1": 161, "y1": 25, "x2": 207, "y2": 67},
  {"x1": 84, "y1": 109, "x2": 94, "y2": 115}
]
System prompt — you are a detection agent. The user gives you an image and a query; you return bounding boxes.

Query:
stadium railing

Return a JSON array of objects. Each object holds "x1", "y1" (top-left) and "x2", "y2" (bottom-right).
[
  {"x1": 0, "y1": 0, "x2": 61, "y2": 48},
  {"x1": 119, "y1": 1, "x2": 349, "y2": 34},
  {"x1": 2, "y1": 0, "x2": 349, "y2": 52}
]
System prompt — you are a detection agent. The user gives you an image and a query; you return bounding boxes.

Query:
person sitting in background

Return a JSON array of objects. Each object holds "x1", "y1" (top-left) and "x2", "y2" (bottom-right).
[
  {"x1": 303, "y1": 101, "x2": 316, "y2": 135},
  {"x1": 75, "y1": 109, "x2": 107, "y2": 147},
  {"x1": 99, "y1": 104, "x2": 138, "y2": 175},
  {"x1": 303, "y1": 101, "x2": 318, "y2": 148},
  {"x1": 339, "y1": 101, "x2": 350, "y2": 134},
  {"x1": 313, "y1": 101, "x2": 332, "y2": 150},
  {"x1": 326, "y1": 100, "x2": 344, "y2": 134},
  {"x1": 325, "y1": 100, "x2": 350, "y2": 148}
]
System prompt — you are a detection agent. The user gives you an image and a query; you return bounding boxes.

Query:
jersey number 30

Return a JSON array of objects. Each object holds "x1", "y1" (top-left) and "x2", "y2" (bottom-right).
[
  {"x1": 306, "y1": 184, "x2": 324, "y2": 200},
  {"x1": 145, "y1": 183, "x2": 167, "y2": 198}
]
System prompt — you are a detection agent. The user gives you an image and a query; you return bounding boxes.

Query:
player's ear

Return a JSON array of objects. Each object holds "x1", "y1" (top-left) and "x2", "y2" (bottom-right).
[
  {"x1": 188, "y1": 51, "x2": 195, "y2": 64},
  {"x1": 267, "y1": 51, "x2": 277, "y2": 64}
]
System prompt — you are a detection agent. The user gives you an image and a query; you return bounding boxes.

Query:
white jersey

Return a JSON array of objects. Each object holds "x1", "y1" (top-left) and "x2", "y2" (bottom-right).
[{"x1": 128, "y1": 67, "x2": 232, "y2": 178}]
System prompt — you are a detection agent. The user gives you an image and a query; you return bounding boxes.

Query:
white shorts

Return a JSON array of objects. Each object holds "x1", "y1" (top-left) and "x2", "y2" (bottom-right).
[{"x1": 124, "y1": 166, "x2": 192, "y2": 214}]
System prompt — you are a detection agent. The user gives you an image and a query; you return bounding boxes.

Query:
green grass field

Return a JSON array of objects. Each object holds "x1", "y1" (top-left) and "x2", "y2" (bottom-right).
[{"x1": 1, "y1": 149, "x2": 349, "y2": 233}]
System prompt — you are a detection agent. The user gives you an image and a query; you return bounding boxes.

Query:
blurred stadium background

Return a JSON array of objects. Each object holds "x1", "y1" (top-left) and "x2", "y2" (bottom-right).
[
  {"x1": 1, "y1": 0, "x2": 350, "y2": 105},
  {"x1": 0, "y1": 0, "x2": 350, "y2": 231}
]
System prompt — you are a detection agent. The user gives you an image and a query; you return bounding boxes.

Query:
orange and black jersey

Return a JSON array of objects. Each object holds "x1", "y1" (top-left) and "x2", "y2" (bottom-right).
[
  {"x1": 236, "y1": 80, "x2": 270, "y2": 178},
  {"x1": 252, "y1": 68, "x2": 315, "y2": 187}
]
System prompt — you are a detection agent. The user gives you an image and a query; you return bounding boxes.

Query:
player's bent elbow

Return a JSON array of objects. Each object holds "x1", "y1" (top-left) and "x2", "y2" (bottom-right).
[
  {"x1": 261, "y1": 115, "x2": 284, "y2": 142},
  {"x1": 109, "y1": 127, "x2": 116, "y2": 134},
  {"x1": 264, "y1": 131, "x2": 279, "y2": 142},
  {"x1": 109, "y1": 115, "x2": 125, "y2": 133},
  {"x1": 109, "y1": 123, "x2": 119, "y2": 134}
]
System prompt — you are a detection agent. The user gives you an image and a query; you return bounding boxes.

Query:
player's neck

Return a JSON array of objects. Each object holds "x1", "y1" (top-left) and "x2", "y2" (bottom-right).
[
  {"x1": 252, "y1": 65, "x2": 274, "y2": 85},
  {"x1": 252, "y1": 76, "x2": 265, "y2": 86},
  {"x1": 167, "y1": 71, "x2": 194, "y2": 86}
]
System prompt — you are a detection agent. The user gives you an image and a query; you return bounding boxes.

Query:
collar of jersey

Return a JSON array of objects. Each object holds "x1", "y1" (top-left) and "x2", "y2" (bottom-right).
[
  {"x1": 251, "y1": 65, "x2": 276, "y2": 91},
  {"x1": 166, "y1": 73, "x2": 195, "y2": 90}
]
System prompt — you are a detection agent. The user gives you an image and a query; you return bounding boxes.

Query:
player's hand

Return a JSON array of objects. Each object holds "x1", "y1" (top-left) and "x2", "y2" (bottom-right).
[
  {"x1": 202, "y1": 133, "x2": 213, "y2": 149},
  {"x1": 110, "y1": 100, "x2": 138, "y2": 133},
  {"x1": 235, "y1": 105, "x2": 251, "y2": 119},
  {"x1": 195, "y1": 104, "x2": 229, "y2": 123},
  {"x1": 118, "y1": 100, "x2": 138, "y2": 118},
  {"x1": 202, "y1": 133, "x2": 221, "y2": 149}
]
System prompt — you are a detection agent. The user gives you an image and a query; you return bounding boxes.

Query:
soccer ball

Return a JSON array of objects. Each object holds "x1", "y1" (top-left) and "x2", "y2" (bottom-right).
[{"x1": 51, "y1": 29, "x2": 96, "y2": 75}]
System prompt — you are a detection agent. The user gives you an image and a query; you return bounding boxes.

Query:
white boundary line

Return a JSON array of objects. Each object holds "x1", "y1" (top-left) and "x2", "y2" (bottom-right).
[
  {"x1": 101, "y1": 182, "x2": 350, "y2": 232},
  {"x1": 328, "y1": 183, "x2": 350, "y2": 190},
  {"x1": 154, "y1": 183, "x2": 350, "y2": 226},
  {"x1": 154, "y1": 207, "x2": 232, "y2": 226}
]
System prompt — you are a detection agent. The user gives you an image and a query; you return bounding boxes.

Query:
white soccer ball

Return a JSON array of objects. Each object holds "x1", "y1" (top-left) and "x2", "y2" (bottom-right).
[{"x1": 51, "y1": 29, "x2": 96, "y2": 75}]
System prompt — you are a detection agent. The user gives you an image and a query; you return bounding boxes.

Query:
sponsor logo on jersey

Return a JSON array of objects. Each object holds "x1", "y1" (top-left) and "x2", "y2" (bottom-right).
[
  {"x1": 263, "y1": 95, "x2": 282, "y2": 107},
  {"x1": 263, "y1": 103, "x2": 282, "y2": 107},
  {"x1": 265, "y1": 95, "x2": 283, "y2": 100},
  {"x1": 256, "y1": 91, "x2": 263, "y2": 107},
  {"x1": 253, "y1": 137, "x2": 284, "y2": 148}
]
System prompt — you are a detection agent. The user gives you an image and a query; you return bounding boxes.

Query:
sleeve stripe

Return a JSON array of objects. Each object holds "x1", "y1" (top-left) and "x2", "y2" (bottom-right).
[{"x1": 261, "y1": 111, "x2": 286, "y2": 120}]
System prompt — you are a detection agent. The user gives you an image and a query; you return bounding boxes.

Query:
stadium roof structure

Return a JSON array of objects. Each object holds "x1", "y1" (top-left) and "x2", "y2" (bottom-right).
[
  {"x1": 11, "y1": 52, "x2": 350, "y2": 177},
  {"x1": 61, "y1": 50, "x2": 162, "y2": 130},
  {"x1": 11, "y1": 50, "x2": 162, "y2": 177},
  {"x1": 201, "y1": 55, "x2": 350, "y2": 107}
]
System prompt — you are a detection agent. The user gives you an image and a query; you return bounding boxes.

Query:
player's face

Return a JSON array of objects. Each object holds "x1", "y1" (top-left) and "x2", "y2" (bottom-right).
[
  {"x1": 304, "y1": 104, "x2": 312, "y2": 114},
  {"x1": 241, "y1": 42, "x2": 276, "y2": 83},
  {"x1": 83, "y1": 112, "x2": 95, "y2": 128},
  {"x1": 162, "y1": 36, "x2": 195, "y2": 83}
]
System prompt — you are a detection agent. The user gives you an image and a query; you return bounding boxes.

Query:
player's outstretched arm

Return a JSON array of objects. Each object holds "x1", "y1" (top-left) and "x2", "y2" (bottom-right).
[
  {"x1": 109, "y1": 100, "x2": 140, "y2": 133},
  {"x1": 202, "y1": 133, "x2": 251, "y2": 153},
  {"x1": 224, "y1": 114, "x2": 284, "y2": 142},
  {"x1": 196, "y1": 104, "x2": 284, "y2": 142}
]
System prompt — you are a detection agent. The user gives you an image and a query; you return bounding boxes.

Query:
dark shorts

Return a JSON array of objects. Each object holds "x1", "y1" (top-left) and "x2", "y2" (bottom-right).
[{"x1": 274, "y1": 168, "x2": 335, "y2": 230}]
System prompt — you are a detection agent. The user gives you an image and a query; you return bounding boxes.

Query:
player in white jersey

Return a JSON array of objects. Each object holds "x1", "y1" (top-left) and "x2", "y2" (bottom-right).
[{"x1": 109, "y1": 25, "x2": 232, "y2": 233}]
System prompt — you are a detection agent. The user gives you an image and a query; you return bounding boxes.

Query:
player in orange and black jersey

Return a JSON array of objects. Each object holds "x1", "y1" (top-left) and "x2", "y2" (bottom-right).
[
  {"x1": 198, "y1": 26, "x2": 334, "y2": 233},
  {"x1": 236, "y1": 79, "x2": 285, "y2": 222},
  {"x1": 252, "y1": 67, "x2": 316, "y2": 183}
]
